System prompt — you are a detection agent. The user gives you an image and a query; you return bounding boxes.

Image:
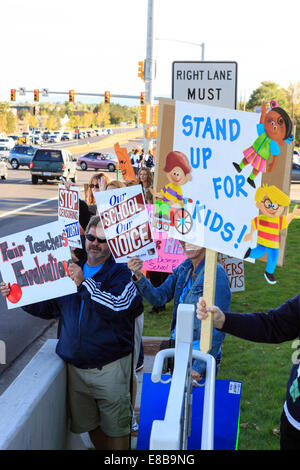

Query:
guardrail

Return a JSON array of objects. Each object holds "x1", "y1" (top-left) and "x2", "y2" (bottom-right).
[{"x1": 149, "y1": 304, "x2": 216, "y2": 450}]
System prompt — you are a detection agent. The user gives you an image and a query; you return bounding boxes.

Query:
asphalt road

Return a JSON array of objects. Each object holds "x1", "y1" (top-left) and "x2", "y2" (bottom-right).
[{"x1": 0, "y1": 130, "x2": 143, "y2": 376}]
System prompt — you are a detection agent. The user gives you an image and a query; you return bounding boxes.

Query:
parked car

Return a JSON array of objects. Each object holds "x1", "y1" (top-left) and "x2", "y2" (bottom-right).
[
  {"x1": 8, "y1": 145, "x2": 38, "y2": 169},
  {"x1": 0, "y1": 157, "x2": 8, "y2": 180},
  {"x1": 293, "y1": 149, "x2": 300, "y2": 165},
  {"x1": 291, "y1": 163, "x2": 300, "y2": 182},
  {"x1": 7, "y1": 135, "x2": 19, "y2": 144},
  {"x1": 30, "y1": 148, "x2": 77, "y2": 184},
  {"x1": 0, "y1": 137, "x2": 15, "y2": 149},
  {"x1": 0, "y1": 146, "x2": 10, "y2": 160},
  {"x1": 77, "y1": 152, "x2": 117, "y2": 171},
  {"x1": 61, "y1": 131, "x2": 73, "y2": 141},
  {"x1": 53, "y1": 131, "x2": 62, "y2": 140},
  {"x1": 31, "y1": 135, "x2": 43, "y2": 145},
  {"x1": 48, "y1": 134, "x2": 60, "y2": 143},
  {"x1": 42, "y1": 131, "x2": 51, "y2": 141}
]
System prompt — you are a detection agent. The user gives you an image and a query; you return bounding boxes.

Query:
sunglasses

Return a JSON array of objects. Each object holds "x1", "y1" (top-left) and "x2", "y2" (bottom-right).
[
  {"x1": 85, "y1": 233, "x2": 107, "y2": 244},
  {"x1": 89, "y1": 184, "x2": 99, "y2": 189}
]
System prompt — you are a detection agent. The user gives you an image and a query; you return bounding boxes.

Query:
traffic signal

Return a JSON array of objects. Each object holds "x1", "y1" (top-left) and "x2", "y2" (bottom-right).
[
  {"x1": 140, "y1": 92, "x2": 145, "y2": 105},
  {"x1": 104, "y1": 91, "x2": 110, "y2": 104},
  {"x1": 138, "y1": 61, "x2": 144, "y2": 81},
  {"x1": 34, "y1": 89, "x2": 39, "y2": 102},
  {"x1": 10, "y1": 89, "x2": 16, "y2": 101},
  {"x1": 152, "y1": 104, "x2": 159, "y2": 125},
  {"x1": 140, "y1": 104, "x2": 151, "y2": 125},
  {"x1": 69, "y1": 90, "x2": 75, "y2": 102}
]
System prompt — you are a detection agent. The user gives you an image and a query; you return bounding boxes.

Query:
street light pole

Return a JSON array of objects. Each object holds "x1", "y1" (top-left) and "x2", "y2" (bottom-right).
[
  {"x1": 144, "y1": 0, "x2": 154, "y2": 154},
  {"x1": 155, "y1": 37, "x2": 205, "y2": 61}
]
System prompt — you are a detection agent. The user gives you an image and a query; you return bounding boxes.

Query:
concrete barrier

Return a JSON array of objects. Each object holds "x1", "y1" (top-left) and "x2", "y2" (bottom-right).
[{"x1": 0, "y1": 339, "x2": 67, "y2": 450}]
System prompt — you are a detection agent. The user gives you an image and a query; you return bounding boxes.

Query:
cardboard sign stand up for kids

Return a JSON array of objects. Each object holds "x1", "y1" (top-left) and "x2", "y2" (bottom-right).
[{"x1": 154, "y1": 98, "x2": 294, "y2": 353}]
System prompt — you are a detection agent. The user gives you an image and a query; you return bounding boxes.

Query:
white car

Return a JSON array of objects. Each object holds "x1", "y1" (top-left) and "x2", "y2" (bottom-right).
[
  {"x1": 0, "y1": 146, "x2": 10, "y2": 160},
  {"x1": 0, "y1": 157, "x2": 8, "y2": 180},
  {"x1": 293, "y1": 149, "x2": 300, "y2": 165},
  {"x1": 0, "y1": 137, "x2": 15, "y2": 149}
]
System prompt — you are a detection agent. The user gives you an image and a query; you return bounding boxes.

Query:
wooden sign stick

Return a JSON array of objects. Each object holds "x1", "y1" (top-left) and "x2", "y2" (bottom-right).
[{"x1": 200, "y1": 249, "x2": 218, "y2": 353}]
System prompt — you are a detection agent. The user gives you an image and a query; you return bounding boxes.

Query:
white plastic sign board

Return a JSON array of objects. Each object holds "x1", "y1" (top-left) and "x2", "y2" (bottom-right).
[
  {"x1": 172, "y1": 61, "x2": 237, "y2": 109},
  {"x1": 0, "y1": 221, "x2": 76, "y2": 309},
  {"x1": 95, "y1": 185, "x2": 157, "y2": 263},
  {"x1": 58, "y1": 184, "x2": 81, "y2": 248},
  {"x1": 170, "y1": 100, "x2": 260, "y2": 260}
]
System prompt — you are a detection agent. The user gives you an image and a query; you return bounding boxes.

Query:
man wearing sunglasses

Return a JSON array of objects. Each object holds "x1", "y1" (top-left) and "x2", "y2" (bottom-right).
[{"x1": 1, "y1": 215, "x2": 143, "y2": 450}]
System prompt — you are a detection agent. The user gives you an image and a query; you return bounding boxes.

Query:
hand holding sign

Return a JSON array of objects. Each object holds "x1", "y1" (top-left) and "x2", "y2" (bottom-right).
[
  {"x1": 127, "y1": 256, "x2": 143, "y2": 280},
  {"x1": 0, "y1": 282, "x2": 11, "y2": 299}
]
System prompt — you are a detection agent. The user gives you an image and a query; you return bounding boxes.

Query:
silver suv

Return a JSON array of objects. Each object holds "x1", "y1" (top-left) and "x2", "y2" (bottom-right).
[{"x1": 8, "y1": 145, "x2": 37, "y2": 169}]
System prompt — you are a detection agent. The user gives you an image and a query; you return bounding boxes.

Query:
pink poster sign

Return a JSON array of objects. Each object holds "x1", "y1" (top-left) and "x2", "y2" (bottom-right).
[{"x1": 143, "y1": 205, "x2": 186, "y2": 273}]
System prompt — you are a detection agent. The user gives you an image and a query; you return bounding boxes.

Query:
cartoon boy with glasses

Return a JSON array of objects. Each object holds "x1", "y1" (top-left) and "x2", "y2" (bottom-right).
[{"x1": 243, "y1": 184, "x2": 300, "y2": 284}]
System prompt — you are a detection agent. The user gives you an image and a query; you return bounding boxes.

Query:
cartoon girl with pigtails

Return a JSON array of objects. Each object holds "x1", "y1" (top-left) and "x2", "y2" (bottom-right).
[{"x1": 233, "y1": 101, "x2": 293, "y2": 188}]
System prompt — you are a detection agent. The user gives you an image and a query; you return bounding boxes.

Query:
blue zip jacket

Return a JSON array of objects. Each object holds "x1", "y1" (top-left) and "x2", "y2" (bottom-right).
[
  {"x1": 221, "y1": 295, "x2": 300, "y2": 430},
  {"x1": 23, "y1": 255, "x2": 143, "y2": 369},
  {"x1": 134, "y1": 257, "x2": 231, "y2": 374}
]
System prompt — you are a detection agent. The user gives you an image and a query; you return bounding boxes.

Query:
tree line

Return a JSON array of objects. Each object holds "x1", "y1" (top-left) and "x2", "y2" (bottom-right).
[{"x1": 0, "y1": 81, "x2": 299, "y2": 145}]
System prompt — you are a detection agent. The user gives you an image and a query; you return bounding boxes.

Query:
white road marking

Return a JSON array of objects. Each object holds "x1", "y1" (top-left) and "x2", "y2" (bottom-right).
[{"x1": 0, "y1": 196, "x2": 58, "y2": 219}]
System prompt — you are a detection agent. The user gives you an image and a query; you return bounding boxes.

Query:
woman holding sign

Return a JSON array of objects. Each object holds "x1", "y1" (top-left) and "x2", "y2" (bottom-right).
[
  {"x1": 128, "y1": 242, "x2": 231, "y2": 382},
  {"x1": 86, "y1": 173, "x2": 111, "y2": 214}
]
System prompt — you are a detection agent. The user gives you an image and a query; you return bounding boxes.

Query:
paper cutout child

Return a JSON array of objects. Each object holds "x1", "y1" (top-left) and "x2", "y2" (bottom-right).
[
  {"x1": 151, "y1": 151, "x2": 191, "y2": 204},
  {"x1": 233, "y1": 101, "x2": 293, "y2": 188},
  {"x1": 243, "y1": 184, "x2": 300, "y2": 284},
  {"x1": 151, "y1": 151, "x2": 192, "y2": 225}
]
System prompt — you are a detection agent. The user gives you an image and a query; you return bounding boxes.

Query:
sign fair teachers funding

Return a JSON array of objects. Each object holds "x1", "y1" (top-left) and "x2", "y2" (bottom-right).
[
  {"x1": 0, "y1": 221, "x2": 76, "y2": 309},
  {"x1": 169, "y1": 101, "x2": 260, "y2": 260}
]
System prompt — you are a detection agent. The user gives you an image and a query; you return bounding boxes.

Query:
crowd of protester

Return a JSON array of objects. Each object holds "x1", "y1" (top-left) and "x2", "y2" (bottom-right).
[{"x1": 0, "y1": 144, "x2": 299, "y2": 451}]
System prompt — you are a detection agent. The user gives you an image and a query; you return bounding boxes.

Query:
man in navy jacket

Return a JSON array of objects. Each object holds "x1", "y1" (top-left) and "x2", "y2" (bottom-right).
[
  {"x1": 1, "y1": 215, "x2": 143, "y2": 450},
  {"x1": 197, "y1": 295, "x2": 300, "y2": 450}
]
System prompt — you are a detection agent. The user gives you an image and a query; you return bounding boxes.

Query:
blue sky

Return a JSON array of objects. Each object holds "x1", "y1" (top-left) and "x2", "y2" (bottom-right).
[{"x1": 2, "y1": 0, "x2": 299, "y2": 105}]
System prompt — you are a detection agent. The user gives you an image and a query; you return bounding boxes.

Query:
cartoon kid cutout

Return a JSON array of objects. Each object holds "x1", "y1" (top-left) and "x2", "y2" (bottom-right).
[
  {"x1": 152, "y1": 151, "x2": 191, "y2": 205},
  {"x1": 233, "y1": 101, "x2": 293, "y2": 189},
  {"x1": 243, "y1": 184, "x2": 300, "y2": 285},
  {"x1": 151, "y1": 151, "x2": 192, "y2": 223}
]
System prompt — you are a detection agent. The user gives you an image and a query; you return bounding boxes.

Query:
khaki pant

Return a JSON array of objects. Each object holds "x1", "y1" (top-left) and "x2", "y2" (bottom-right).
[{"x1": 67, "y1": 354, "x2": 132, "y2": 437}]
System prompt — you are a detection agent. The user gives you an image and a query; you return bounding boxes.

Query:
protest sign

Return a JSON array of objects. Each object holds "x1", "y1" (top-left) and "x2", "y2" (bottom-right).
[
  {"x1": 143, "y1": 204, "x2": 186, "y2": 273},
  {"x1": 114, "y1": 142, "x2": 136, "y2": 181},
  {"x1": 58, "y1": 184, "x2": 81, "y2": 248},
  {"x1": 154, "y1": 99, "x2": 293, "y2": 263},
  {"x1": 218, "y1": 253, "x2": 245, "y2": 292},
  {"x1": 0, "y1": 221, "x2": 76, "y2": 309},
  {"x1": 154, "y1": 98, "x2": 293, "y2": 352},
  {"x1": 95, "y1": 185, "x2": 157, "y2": 263}
]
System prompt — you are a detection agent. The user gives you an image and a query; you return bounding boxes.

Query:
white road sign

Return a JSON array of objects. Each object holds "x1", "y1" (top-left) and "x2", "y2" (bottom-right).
[{"x1": 172, "y1": 61, "x2": 237, "y2": 109}]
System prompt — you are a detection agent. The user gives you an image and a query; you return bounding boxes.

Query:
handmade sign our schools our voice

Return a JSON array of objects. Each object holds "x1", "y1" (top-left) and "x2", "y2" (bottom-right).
[
  {"x1": 0, "y1": 221, "x2": 76, "y2": 309},
  {"x1": 58, "y1": 184, "x2": 81, "y2": 248},
  {"x1": 168, "y1": 101, "x2": 260, "y2": 260},
  {"x1": 95, "y1": 185, "x2": 157, "y2": 263}
]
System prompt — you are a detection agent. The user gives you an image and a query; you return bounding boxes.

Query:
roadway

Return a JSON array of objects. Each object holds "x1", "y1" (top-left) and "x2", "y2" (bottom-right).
[{"x1": 0, "y1": 129, "x2": 143, "y2": 377}]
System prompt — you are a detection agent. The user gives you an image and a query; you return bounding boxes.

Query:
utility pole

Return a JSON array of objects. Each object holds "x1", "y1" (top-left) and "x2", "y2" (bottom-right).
[{"x1": 144, "y1": 0, "x2": 154, "y2": 154}]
